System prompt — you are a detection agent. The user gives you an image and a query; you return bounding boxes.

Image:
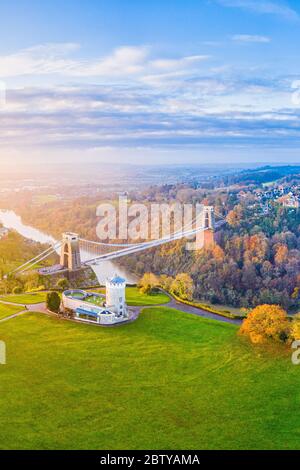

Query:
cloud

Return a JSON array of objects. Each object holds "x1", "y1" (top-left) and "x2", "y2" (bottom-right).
[
  {"x1": 232, "y1": 34, "x2": 271, "y2": 43},
  {"x1": 150, "y1": 55, "x2": 209, "y2": 71},
  {"x1": 216, "y1": 0, "x2": 299, "y2": 20},
  {"x1": 0, "y1": 43, "x2": 149, "y2": 79},
  {"x1": 0, "y1": 43, "x2": 209, "y2": 81},
  {"x1": 0, "y1": 42, "x2": 298, "y2": 155},
  {"x1": 0, "y1": 74, "x2": 299, "y2": 152}
]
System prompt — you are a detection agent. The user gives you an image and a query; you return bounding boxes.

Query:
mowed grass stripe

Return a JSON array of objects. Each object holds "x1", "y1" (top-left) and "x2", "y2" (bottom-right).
[
  {"x1": 0, "y1": 292, "x2": 47, "y2": 305},
  {"x1": 0, "y1": 301, "x2": 24, "y2": 320}
]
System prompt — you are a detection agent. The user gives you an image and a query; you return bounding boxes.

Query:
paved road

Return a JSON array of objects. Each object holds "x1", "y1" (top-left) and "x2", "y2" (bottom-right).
[
  {"x1": 0, "y1": 297, "x2": 241, "y2": 326},
  {"x1": 0, "y1": 301, "x2": 49, "y2": 324},
  {"x1": 167, "y1": 298, "x2": 241, "y2": 324},
  {"x1": 129, "y1": 295, "x2": 241, "y2": 325}
]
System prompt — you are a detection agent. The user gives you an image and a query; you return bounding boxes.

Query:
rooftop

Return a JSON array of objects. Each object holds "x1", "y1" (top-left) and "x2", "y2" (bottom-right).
[{"x1": 109, "y1": 275, "x2": 126, "y2": 285}]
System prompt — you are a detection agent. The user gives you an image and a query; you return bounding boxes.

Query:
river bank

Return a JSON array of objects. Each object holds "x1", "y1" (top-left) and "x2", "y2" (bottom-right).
[{"x1": 0, "y1": 209, "x2": 137, "y2": 285}]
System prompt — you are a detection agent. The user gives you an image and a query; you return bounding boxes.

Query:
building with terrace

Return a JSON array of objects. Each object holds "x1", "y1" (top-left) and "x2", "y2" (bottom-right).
[{"x1": 61, "y1": 275, "x2": 129, "y2": 325}]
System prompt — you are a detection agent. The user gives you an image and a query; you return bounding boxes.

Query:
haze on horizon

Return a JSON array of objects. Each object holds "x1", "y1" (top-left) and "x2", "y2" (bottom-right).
[{"x1": 0, "y1": 0, "x2": 300, "y2": 166}]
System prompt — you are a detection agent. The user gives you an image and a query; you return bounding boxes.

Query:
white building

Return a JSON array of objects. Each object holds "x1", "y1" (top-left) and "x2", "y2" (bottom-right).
[
  {"x1": 106, "y1": 275, "x2": 127, "y2": 317},
  {"x1": 61, "y1": 275, "x2": 129, "y2": 325}
]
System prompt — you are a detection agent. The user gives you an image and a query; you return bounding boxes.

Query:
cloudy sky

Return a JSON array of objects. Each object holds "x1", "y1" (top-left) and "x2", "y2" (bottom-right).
[{"x1": 1, "y1": 0, "x2": 300, "y2": 165}]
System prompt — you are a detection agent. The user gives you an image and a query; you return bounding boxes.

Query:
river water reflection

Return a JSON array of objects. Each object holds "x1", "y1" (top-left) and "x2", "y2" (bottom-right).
[{"x1": 0, "y1": 210, "x2": 137, "y2": 285}]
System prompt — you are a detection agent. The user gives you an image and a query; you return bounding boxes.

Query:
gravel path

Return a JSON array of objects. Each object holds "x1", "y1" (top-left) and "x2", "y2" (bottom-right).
[
  {"x1": 0, "y1": 301, "x2": 49, "y2": 324},
  {"x1": 166, "y1": 298, "x2": 241, "y2": 324},
  {"x1": 130, "y1": 300, "x2": 241, "y2": 325},
  {"x1": 0, "y1": 297, "x2": 242, "y2": 326}
]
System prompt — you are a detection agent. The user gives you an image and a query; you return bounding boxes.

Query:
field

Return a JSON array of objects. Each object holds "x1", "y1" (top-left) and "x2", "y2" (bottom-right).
[
  {"x1": 95, "y1": 286, "x2": 170, "y2": 306},
  {"x1": 0, "y1": 292, "x2": 47, "y2": 305},
  {"x1": 0, "y1": 307, "x2": 299, "y2": 450},
  {"x1": 125, "y1": 287, "x2": 170, "y2": 306},
  {"x1": 0, "y1": 302, "x2": 24, "y2": 320}
]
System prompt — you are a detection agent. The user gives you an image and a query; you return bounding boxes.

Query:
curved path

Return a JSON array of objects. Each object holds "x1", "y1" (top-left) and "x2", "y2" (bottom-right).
[
  {"x1": 0, "y1": 301, "x2": 49, "y2": 323},
  {"x1": 165, "y1": 298, "x2": 241, "y2": 324},
  {"x1": 0, "y1": 295, "x2": 242, "y2": 325},
  {"x1": 129, "y1": 291, "x2": 241, "y2": 325}
]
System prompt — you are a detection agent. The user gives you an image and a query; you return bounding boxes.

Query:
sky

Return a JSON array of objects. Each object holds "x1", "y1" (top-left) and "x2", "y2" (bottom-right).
[{"x1": 1, "y1": 0, "x2": 300, "y2": 166}]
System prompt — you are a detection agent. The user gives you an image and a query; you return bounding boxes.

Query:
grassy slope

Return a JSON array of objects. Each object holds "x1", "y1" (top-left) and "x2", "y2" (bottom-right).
[
  {"x1": 125, "y1": 287, "x2": 170, "y2": 306},
  {"x1": 0, "y1": 302, "x2": 24, "y2": 320},
  {"x1": 95, "y1": 286, "x2": 170, "y2": 306},
  {"x1": 0, "y1": 307, "x2": 299, "y2": 450},
  {"x1": 0, "y1": 293, "x2": 47, "y2": 305}
]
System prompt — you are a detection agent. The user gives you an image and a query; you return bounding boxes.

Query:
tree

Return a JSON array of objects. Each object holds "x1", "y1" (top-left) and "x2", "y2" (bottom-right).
[
  {"x1": 138, "y1": 273, "x2": 159, "y2": 295},
  {"x1": 46, "y1": 292, "x2": 61, "y2": 313},
  {"x1": 56, "y1": 278, "x2": 69, "y2": 291},
  {"x1": 171, "y1": 273, "x2": 194, "y2": 301},
  {"x1": 275, "y1": 244, "x2": 289, "y2": 266},
  {"x1": 159, "y1": 274, "x2": 174, "y2": 292},
  {"x1": 239, "y1": 304, "x2": 291, "y2": 344},
  {"x1": 226, "y1": 205, "x2": 244, "y2": 227}
]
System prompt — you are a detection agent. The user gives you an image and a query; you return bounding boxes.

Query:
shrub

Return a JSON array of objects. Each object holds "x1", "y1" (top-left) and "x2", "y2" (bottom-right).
[
  {"x1": 12, "y1": 286, "x2": 22, "y2": 295},
  {"x1": 46, "y1": 292, "x2": 61, "y2": 313}
]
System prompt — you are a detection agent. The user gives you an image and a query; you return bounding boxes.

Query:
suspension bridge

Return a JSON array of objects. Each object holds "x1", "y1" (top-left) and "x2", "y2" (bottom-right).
[{"x1": 8, "y1": 206, "x2": 226, "y2": 278}]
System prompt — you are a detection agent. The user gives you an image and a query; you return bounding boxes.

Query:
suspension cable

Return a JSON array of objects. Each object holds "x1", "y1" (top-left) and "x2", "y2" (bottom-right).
[{"x1": 10, "y1": 241, "x2": 62, "y2": 275}]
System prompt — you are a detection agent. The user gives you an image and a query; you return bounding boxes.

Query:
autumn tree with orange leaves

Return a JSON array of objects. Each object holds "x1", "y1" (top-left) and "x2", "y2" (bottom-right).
[{"x1": 240, "y1": 304, "x2": 291, "y2": 344}]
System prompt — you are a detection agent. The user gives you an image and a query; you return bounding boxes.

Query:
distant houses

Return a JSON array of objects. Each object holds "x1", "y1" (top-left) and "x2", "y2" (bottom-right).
[
  {"x1": 237, "y1": 181, "x2": 300, "y2": 212},
  {"x1": 278, "y1": 195, "x2": 300, "y2": 209}
]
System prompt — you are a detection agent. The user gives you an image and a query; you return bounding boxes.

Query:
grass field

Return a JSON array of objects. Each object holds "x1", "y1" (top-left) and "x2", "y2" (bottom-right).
[
  {"x1": 125, "y1": 287, "x2": 170, "y2": 306},
  {"x1": 0, "y1": 292, "x2": 47, "y2": 305},
  {"x1": 0, "y1": 307, "x2": 299, "y2": 450},
  {"x1": 95, "y1": 286, "x2": 170, "y2": 306},
  {"x1": 0, "y1": 302, "x2": 24, "y2": 320}
]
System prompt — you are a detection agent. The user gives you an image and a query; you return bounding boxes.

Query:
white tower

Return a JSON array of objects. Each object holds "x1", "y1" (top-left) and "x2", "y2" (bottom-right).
[{"x1": 106, "y1": 275, "x2": 127, "y2": 317}]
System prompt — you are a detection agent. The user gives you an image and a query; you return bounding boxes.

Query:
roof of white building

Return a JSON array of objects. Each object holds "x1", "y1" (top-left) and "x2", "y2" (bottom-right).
[{"x1": 109, "y1": 275, "x2": 126, "y2": 285}]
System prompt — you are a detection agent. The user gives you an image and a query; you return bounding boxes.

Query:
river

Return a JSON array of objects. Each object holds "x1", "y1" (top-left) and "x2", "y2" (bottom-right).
[{"x1": 0, "y1": 210, "x2": 137, "y2": 285}]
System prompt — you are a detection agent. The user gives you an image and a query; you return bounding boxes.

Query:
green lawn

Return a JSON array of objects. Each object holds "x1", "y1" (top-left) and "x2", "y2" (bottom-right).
[
  {"x1": 0, "y1": 292, "x2": 47, "y2": 305},
  {"x1": 0, "y1": 307, "x2": 299, "y2": 450},
  {"x1": 0, "y1": 301, "x2": 24, "y2": 320},
  {"x1": 93, "y1": 286, "x2": 170, "y2": 306},
  {"x1": 125, "y1": 287, "x2": 170, "y2": 306}
]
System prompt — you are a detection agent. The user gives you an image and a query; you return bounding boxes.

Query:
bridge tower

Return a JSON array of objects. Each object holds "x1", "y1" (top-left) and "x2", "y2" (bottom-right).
[
  {"x1": 198, "y1": 206, "x2": 215, "y2": 249},
  {"x1": 60, "y1": 233, "x2": 82, "y2": 272}
]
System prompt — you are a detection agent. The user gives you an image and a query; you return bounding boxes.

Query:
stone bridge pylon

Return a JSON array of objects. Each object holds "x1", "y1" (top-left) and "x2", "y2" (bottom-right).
[
  {"x1": 60, "y1": 232, "x2": 82, "y2": 272},
  {"x1": 198, "y1": 206, "x2": 216, "y2": 249}
]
